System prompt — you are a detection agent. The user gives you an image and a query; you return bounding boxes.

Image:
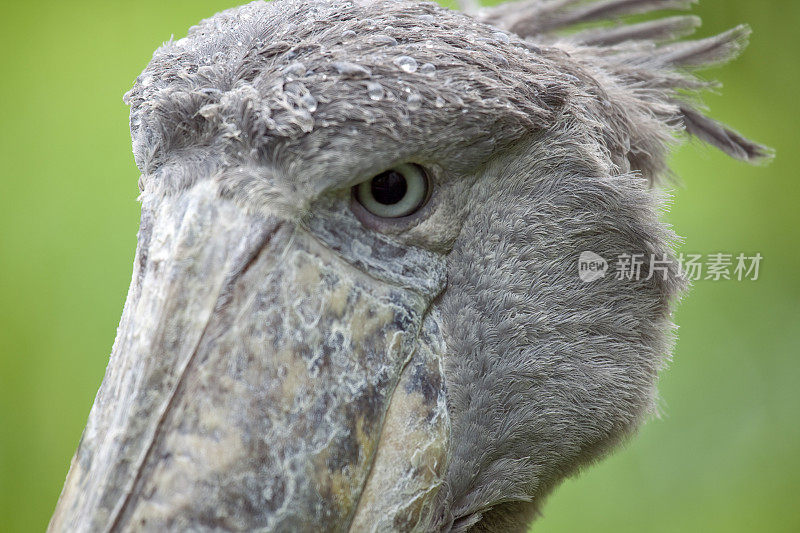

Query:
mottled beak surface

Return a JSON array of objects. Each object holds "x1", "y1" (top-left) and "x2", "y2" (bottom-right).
[{"x1": 49, "y1": 180, "x2": 449, "y2": 531}]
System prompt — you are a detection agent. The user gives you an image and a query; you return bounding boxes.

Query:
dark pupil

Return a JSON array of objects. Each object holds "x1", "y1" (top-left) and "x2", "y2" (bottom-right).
[{"x1": 370, "y1": 170, "x2": 407, "y2": 205}]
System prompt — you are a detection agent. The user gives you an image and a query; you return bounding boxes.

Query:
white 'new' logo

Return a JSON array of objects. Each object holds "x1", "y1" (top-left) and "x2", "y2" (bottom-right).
[{"x1": 578, "y1": 251, "x2": 607, "y2": 282}]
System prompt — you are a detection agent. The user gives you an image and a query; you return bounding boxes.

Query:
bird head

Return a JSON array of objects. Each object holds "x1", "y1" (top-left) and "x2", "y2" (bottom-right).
[{"x1": 50, "y1": 0, "x2": 769, "y2": 531}]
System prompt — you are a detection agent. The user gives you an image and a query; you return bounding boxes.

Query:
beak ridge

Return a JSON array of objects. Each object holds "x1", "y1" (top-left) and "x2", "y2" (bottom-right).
[{"x1": 50, "y1": 180, "x2": 450, "y2": 532}]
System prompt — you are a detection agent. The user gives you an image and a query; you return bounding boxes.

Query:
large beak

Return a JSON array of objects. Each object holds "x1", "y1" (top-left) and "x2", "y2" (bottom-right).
[{"x1": 49, "y1": 180, "x2": 449, "y2": 531}]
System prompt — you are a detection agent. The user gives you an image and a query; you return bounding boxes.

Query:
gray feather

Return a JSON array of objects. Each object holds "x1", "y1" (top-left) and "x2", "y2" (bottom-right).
[
  {"x1": 474, "y1": 0, "x2": 771, "y2": 170},
  {"x1": 572, "y1": 15, "x2": 701, "y2": 45},
  {"x1": 681, "y1": 105, "x2": 773, "y2": 161},
  {"x1": 482, "y1": 0, "x2": 696, "y2": 38},
  {"x1": 652, "y1": 24, "x2": 752, "y2": 68}
]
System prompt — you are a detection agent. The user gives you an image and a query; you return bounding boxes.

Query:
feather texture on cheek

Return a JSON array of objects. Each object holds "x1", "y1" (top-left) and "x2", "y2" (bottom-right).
[{"x1": 431, "y1": 131, "x2": 685, "y2": 530}]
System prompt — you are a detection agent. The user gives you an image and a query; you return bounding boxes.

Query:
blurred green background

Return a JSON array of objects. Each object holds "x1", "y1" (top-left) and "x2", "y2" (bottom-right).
[{"x1": 1, "y1": 0, "x2": 797, "y2": 531}]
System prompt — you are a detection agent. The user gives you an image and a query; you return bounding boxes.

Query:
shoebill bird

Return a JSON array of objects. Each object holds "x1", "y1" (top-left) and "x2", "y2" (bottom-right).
[{"x1": 49, "y1": 0, "x2": 770, "y2": 531}]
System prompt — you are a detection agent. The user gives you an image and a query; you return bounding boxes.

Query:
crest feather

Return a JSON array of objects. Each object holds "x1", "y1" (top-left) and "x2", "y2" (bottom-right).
[
  {"x1": 479, "y1": 0, "x2": 698, "y2": 38},
  {"x1": 473, "y1": 0, "x2": 772, "y2": 169}
]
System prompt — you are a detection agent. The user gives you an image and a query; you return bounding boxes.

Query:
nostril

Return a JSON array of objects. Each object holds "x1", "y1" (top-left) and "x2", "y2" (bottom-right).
[{"x1": 219, "y1": 218, "x2": 285, "y2": 296}]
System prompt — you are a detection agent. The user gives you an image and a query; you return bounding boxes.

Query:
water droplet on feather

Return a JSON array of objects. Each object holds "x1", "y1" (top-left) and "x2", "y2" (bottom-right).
[
  {"x1": 419, "y1": 62, "x2": 436, "y2": 76},
  {"x1": 371, "y1": 34, "x2": 398, "y2": 46},
  {"x1": 366, "y1": 81, "x2": 384, "y2": 101},
  {"x1": 393, "y1": 55, "x2": 418, "y2": 73},
  {"x1": 331, "y1": 61, "x2": 372, "y2": 79},
  {"x1": 493, "y1": 31, "x2": 510, "y2": 43},
  {"x1": 282, "y1": 62, "x2": 307, "y2": 77},
  {"x1": 492, "y1": 53, "x2": 509, "y2": 67},
  {"x1": 301, "y1": 93, "x2": 318, "y2": 112}
]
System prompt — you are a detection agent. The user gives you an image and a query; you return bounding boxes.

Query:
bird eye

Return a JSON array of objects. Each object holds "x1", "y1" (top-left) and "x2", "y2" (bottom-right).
[{"x1": 353, "y1": 163, "x2": 429, "y2": 218}]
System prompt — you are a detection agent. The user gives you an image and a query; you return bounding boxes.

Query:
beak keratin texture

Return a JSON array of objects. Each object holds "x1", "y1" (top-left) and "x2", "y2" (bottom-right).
[{"x1": 49, "y1": 181, "x2": 449, "y2": 532}]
